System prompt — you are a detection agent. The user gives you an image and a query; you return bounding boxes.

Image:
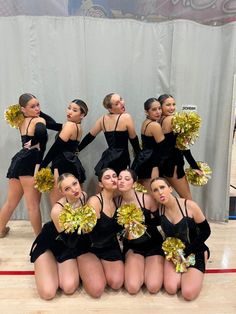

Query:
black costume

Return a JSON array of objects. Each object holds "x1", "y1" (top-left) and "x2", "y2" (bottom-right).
[
  {"x1": 159, "y1": 117, "x2": 200, "y2": 178},
  {"x1": 78, "y1": 114, "x2": 140, "y2": 176},
  {"x1": 7, "y1": 118, "x2": 47, "y2": 179},
  {"x1": 87, "y1": 193, "x2": 123, "y2": 261},
  {"x1": 94, "y1": 114, "x2": 130, "y2": 176},
  {"x1": 159, "y1": 198, "x2": 210, "y2": 273},
  {"x1": 30, "y1": 193, "x2": 90, "y2": 263},
  {"x1": 131, "y1": 120, "x2": 167, "y2": 179},
  {"x1": 117, "y1": 192, "x2": 164, "y2": 257},
  {"x1": 40, "y1": 123, "x2": 85, "y2": 183}
]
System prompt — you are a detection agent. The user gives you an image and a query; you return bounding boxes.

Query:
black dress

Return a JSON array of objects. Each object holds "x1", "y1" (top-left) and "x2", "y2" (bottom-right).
[
  {"x1": 117, "y1": 192, "x2": 164, "y2": 258},
  {"x1": 41, "y1": 123, "x2": 86, "y2": 183},
  {"x1": 94, "y1": 114, "x2": 130, "y2": 176},
  {"x1": 159, "y1": 198, "x2": 210, "y2": 273},
  {"x1": 131, "y1": 121, "x2": 162, "y2": 179},
  {"x1": 88, "y1": 193, "x2": 123, "y2": 261},
  {"x1": 159, "y1": 117, "x2": 199, "y2": 179},
  {"x1": 30, "y1": 192, "x2": 90, "y2": 263},
  {"x1": 7, "y1": 118, "x2": 48, "y2": 179}
]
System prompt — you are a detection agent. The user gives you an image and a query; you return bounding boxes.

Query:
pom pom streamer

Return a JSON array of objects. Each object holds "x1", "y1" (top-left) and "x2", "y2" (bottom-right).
[
  {"x1": 133, "y1": 182, "x2": 147, "y2": 193},
  {"x1": 4, "y1": 104, "x2": 24, "y2": 128},
  {"x1": 59, "y1": 203, "x2": 97, "y2": 234},
  {"x1": 162, "y1": 237, "x2": 195, "y2": 273},
  {"x1": 34, "y1": 168, "x2": 54, "y2": 193},
  {"x1": 172, "y1": 112, "x2": 201, "y2": 150},
  {"x1": 117, "y1": 203, "x2": 146, "y2": 239},
  {"x1": 185, "y1": 161, "x2": 212, "y2": 186}
]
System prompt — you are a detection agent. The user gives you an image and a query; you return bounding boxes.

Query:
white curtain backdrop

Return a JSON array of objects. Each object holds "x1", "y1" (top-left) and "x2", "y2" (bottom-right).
[{"x1": 0, "y1": 16, "x2": 235, "y2": 222}]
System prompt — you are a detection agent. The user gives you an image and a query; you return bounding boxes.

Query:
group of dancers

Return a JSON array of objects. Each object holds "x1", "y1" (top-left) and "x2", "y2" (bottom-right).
[{"x1": 0, "y1": 92, "x2": 211, "y2": 301}]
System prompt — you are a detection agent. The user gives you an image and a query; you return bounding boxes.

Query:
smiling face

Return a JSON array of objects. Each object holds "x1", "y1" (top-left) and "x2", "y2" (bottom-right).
[
  {"x1": 146, "y1": 100, "x2": 162, "y2": 121},
  {"x1": 21, "y1": 97, "x2": 40, "y2": 117},
  {"x1": 59, "y1": 175, "x2": 82, "y2": 202},
  {"x1": 161, "y1": 97, "x2": 176, "y2": 116},
  {"x1": 117, "y1": 169, "x2": 136, "y2": 192},
  {"x1": 66, "y1": 102, "x2": 85, "y2": 123},
  {"x1": 99, "y1": 168, "x2": 118, "y2": 191},
  {"x1": 150, "y1": 178, "x2": 173, "y2": 204}
]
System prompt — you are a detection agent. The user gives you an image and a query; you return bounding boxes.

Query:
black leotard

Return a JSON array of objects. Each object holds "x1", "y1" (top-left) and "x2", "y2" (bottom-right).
[
  {"x1": 118, "y1": 192, "x2": 164, "y2": 257},
  {"x1": 94, "y1": 114, "x2": 130, "y2": 176},
  {"x1": 159, "y1": 198, "x2": 210, "y2": 272},
  {"x1": 30, "y1": 192, "x2": 90, "y2": 263},
  {"x1": 7, "y1": 118, "x2": 48, "y2": 179},
  {"x1": 88, "y1": 193, "x2": 123, "y2": 261}
]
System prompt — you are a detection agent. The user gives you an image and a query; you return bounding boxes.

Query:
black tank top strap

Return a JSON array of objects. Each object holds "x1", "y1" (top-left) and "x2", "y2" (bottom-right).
[
  {"x1": 102, "y1": 116, "x2": 106, "y2": 132},
  {"x1": 134, "y1": 191, "x2": 143, "y2": 208},
  {"x1": 184, "y1": 199, "x2": 189, "y2": 217},
  {"x1": 175, "y1": 197, "x2": 185, "y2": 218},
  {"x1": 114, "y1": 114, "x2": 122, "y2": 131},
  {"x1": 160, "y1": 204, "x2": 165, "y2": 215},
  {"x1": 56, "y1": 201, "x2": 64, "y2": 207},
  {"x1": 79, "y1": 192, "x2": 86, "y2": 206},
  {"x1": 143, "y1": 120, "x2": 153, "y2": 135},
  {"x1": 115, "y1": 195, "x2": 122, "y2": 207},
  {"x1": 94, "y1": 193, "x2": 103, "y2": 212},
  {"x1": 159, "y1": 116, "x2": 166, "y2": 127},
  {"x1": 75, "y1": 123, "x2": 79, "y2": 139},
  {"x1": 26, "y1": 117, "x2": 35, "y2": 135}
]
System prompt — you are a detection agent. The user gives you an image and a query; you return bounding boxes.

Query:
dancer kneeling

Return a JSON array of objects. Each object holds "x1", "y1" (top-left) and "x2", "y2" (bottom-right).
[
  {"x1": 78, "y1": 168, "x2": 124, "y2": 298},
  {"x1": 150, "y1": 177, "x2": 211, "y2": 301},
  {"x1": 117, "y1": 169, "x2": 164, "y2": 294},
  {"x1": 30, "y1": 173, "x2": 88, "y2": 300}
]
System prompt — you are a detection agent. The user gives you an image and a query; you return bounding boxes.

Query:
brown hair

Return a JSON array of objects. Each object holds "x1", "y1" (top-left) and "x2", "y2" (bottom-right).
[
  {"x1": 19, "y1": 93, "x2": 36, "y2": 108},
  {"x1": 103, "y1": 93, "x2": 115, "y2": 109},
  {"x1": 150, "y1": 177, "x2": 171, "y2": 188}
]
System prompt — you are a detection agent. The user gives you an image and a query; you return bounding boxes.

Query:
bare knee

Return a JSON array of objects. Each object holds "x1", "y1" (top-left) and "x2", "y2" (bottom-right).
[
  {"x1": 107, "y1": 275, "x2": 123, "y2": 290},
  {"x1": 125, "y1": 279, "x2": 142, "y2": 295},
  {"x1": 85, "y1": 281, "x2": 105, "y2": 298},
  {"x1": 38, "y1": 286, "x2": 57, "y2": 300},
  {"x1": 164, "y1": 282, "x2": 179, "y2": 295},
  {"x1": 60, "y1": 277, "x2": 79, "y2": 295},
  {"x1": 182, "y1": 286, "x2": 200, "y2": 301},
  {"x1": 146, "y1": 281, "x2": 162, "y2": 294}
]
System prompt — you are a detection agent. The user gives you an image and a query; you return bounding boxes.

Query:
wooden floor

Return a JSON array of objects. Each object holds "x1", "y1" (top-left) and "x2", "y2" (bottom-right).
[
  {"x1": 0, "y1": 138, "x2": 235, "y2": 314},
  {"x1": 0, "y1": 220, "x2": 236, "y2": 314}
]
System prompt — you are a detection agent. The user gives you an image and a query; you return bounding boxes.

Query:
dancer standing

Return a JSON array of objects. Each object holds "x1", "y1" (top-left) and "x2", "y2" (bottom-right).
[{"x1": 0, "y1": 93, "x2": 47, "y2": 237}]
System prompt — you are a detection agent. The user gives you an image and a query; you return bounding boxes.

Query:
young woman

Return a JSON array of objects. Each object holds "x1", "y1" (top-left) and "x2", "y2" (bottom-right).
[
  {"x1": 131, "y1": 98, "x2": 166, "y2": 191},
  {"x1": 78, "y1": 168, "x2": 124, "y2": 298},
  {"x1": 0, "y1": 93, "x2": 47, "y2": 237},
  {"x1": 150, "y1": 177, "x2": 211, "y2": 301},
  {"x1": 117, "y1": 169, "x2": 164, "y2": 295},
  {"x1": 78, "y1": 93, "x2": 140, "y2": 176},
  {"x1": 40, "y1": 99, "x2": 88, "y2": 205},
  {"x1": 30, "y1": 173, "x2": 88, "y2": 300},
  {"x1": 158, "y1": 94, "x2": 202, "y2": 200}
]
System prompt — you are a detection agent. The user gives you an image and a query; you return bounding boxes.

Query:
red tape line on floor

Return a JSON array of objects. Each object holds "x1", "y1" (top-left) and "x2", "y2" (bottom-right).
[{"x1": 0, "y1": 269, "x2": 236, "y2": 275}]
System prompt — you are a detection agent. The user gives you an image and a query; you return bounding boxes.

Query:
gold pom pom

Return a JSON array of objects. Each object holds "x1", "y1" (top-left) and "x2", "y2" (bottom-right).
[
  {"x1": 59, "y1": 203, "x2": 97, "y2": 234},
  {"x1": 34, "y1": 168, "x2": 54, "y2": 192},
  {"x1": 133, "y1": 182, "x2": 147, "y2": 193},
  {"x1": 4, "y1": 104, "x2": 24, "y2": 128},
  {"x1": 162, "y1": 237, "x2": 195, "y2": 273},
  {"x1": 185, "y1": 161, "x2": 212, "y2": 186},
  {"x1": 117, "y1": 203, "x2": 146, "y2": 239},
  {"x1": 172, "y1": 112, "x2": 201, "y2": 150}
]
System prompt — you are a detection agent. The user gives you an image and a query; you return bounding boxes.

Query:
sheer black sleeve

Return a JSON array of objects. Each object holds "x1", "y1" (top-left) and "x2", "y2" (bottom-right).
[
  {"x1": 78, "y1": 132, "x2": 95, "y2": 151},
  {"x1": 40, "y1": 111, "x2": 62, "y2": 131},
  {"x1": 40, "y1": 136, "x2": 65, "y2": 169},
  {"x1": 30, "y1": 122, "x2": 48, "y2": 163},
  {"x1": 182, "y1": 149, "x2": 200, "y2": 170}
]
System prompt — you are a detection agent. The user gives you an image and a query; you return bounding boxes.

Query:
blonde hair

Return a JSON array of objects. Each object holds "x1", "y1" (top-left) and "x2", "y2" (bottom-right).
[{"x1": 57, "y1": 173, "x2": 77, "y2": 191}]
